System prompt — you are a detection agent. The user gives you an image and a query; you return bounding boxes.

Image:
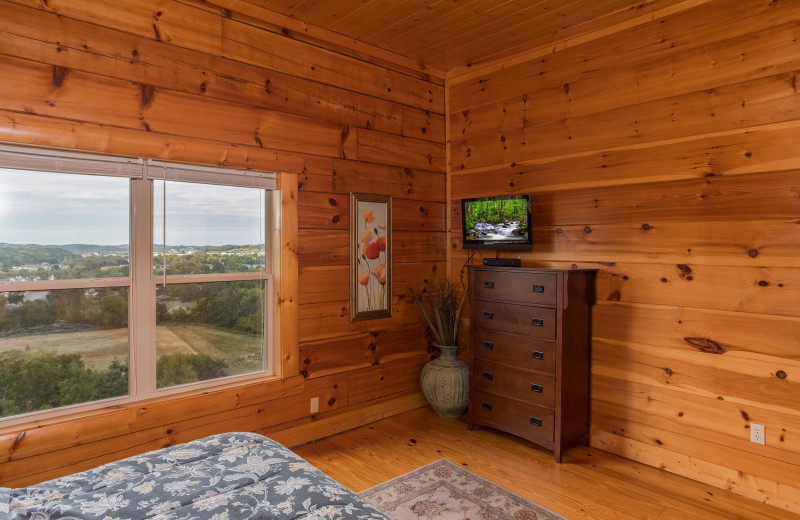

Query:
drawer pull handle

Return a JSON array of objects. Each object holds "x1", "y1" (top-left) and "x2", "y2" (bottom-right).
[
  {"x1": 482, "y1": 311, "x2": 494, "y2": 319},
  {"x1": 482, "y1": 371, "x2": 493, "y2": 381},
  {"x1": 532, "y1": 350, "x2": 544, "y2": 359},
  {"x1": 530, "y1": 416, "x2": 542, "y2": 427},
  {"x1": 531, "y1": 318, "x2": 544, "y2": 327},
  {"x1": 482, "y1": 341, "x2": 494, "y2": 350},
  {"x1": 531, "y1": 383, "x2": 543, "y2": 393},
  {"x1": 483, "y1": 281, "x2": 495, "y2": 289},
  {"x1": 481, "y1": 402, "x2": 493, "y2": 411},
  {"x1": 533, "y1": 284, "x2": 545, "y2": 293}
]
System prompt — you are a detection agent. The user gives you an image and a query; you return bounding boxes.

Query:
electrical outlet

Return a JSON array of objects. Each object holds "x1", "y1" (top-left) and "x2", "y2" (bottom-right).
[
  {"x1": 310, "y1": 397, "x2": 319, "y2": 414},
  {"x1": 751, "y1": 423, "x2": 765, "y2": 445}
]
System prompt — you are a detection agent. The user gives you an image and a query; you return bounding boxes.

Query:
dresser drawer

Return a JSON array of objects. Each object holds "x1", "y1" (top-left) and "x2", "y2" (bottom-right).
[
  {"x1": 474, "y1": 270, "x2": 557, "y2": 306},
  {"x1": 472, "y1": 301, "x2": 557, "y2": 339},
  {"x1": 473, "y1": 329, "x2": 556, "y2": 374},
  {"x1": 471, "y1": 390, "x2": 554, "y2": 446},
  {"x1": 474, "y1": 360, "x2": 555, "y2": 408}
]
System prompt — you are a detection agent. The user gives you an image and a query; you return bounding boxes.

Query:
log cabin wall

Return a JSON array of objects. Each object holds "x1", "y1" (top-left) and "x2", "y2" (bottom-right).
[
  {"x1": 0, "y1": 0, "x2": 445, "y2": 486},
  {"x1": 448, "y1": 0, "x2": 800, "y2": 513}
]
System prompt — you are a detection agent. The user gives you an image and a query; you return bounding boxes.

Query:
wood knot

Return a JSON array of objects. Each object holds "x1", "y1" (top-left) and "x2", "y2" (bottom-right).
[
  {"x1": 52, "y1": 65, "x2": 68, "y2": 88},
  {"x1": 641, "y1": 223, "x2": 651, "y2": 231},
  {"x1": 684, "y1": 337, "x2": 727, "y2": 354},
  {"x1": 776, "y1": 370, "x2": 787, "y2": 379},
  {"x1": 140, "y1": 83, "x2": 156, "y2": 109},
  {"x1": 12, "y1": 431, "x2": 26, "y2": 449}
]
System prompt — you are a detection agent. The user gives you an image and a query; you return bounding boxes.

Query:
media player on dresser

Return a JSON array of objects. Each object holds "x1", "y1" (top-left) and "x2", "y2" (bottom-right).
[{"x1": 467, "y1": 266, "x2": 595, "y2": 462}]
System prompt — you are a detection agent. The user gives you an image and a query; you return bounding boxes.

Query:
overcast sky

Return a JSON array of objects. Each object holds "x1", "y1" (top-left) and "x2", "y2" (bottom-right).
[{"x1": 0, "y1": 170, "x2": 265, "y2": 247}]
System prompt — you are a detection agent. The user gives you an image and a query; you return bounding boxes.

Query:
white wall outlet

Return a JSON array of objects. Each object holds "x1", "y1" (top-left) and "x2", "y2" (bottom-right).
[
  {"x1": 310, "y1": 397, "x2": 319, "y2": 414},
  {"x1": 751, "y1": 423, "x2": 765, "y2": 445}
]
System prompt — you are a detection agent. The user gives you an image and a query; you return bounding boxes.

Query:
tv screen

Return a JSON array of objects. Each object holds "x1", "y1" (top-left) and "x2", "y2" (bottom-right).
[{"x1": 461, "y1": 194, "x2": 532, "y2": 250}]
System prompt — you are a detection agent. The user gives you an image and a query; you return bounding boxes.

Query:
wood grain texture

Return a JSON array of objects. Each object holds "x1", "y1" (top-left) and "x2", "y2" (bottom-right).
[
  {"x1": 221, "y1": 17, "x2": 443, "y2": 113},
  {"x1": 0, "y1": 0, "x2": 406, "y2": 136},
  {"x1": 298, "y1": 158, "x2": 446, "y2": 202},
  {"x1": 200, "y1": 0, "x2": 446, "y2": 81},
  {"x1": 0, "y1": 0, "x2": 443, "y2": 485},
  {"x1": 299, "y1": 261, "x2": 444, "y2": 305},
  {"x1": 298, "y1": 230, "x2": 446, "y2": 268},
  {"x1": 278, "y1": 172, "x2": 300, "y2": 377},
  {"x1": 294, "y1": 407, "x2": 799, "y2": 520},
  {"x1": 447, "y1": 0, "x2": 800, "y2": 510},
  {"x1": 593, "y1": 263, "x2": 800, "y2": 317},
  {"x1": 12, "y1": 0, "x2": 224, "y2": 55},
  {"x1": 1, "y1": 369, "x2": 426, "y2": 487},
  {"x1": 450, "y1": 122, "x2": 800, "y2": 196},
  {"x1": 238, "y1": 0, "x2": 692, "y2": 73},
  {"x1": 448, "y1": 0, "x2": 800, "y2": 104},
  {"x1": 453, "y1": 70, "x2": 800, "y2": 171}
]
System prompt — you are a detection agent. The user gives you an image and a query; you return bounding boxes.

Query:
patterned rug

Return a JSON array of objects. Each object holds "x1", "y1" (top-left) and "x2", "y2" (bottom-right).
[{"x1": 359, "y1": 459, "x2": 566, "y2": 520}]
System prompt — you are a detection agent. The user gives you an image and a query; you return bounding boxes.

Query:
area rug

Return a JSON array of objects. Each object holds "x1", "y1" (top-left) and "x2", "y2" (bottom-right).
[{"x1": 359, "y1": 459, "x2": 566, "y2": 520}]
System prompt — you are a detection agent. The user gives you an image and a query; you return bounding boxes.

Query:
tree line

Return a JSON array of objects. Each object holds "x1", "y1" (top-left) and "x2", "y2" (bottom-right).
[{"x1": 0, "y1": 350, "x2": 227, "y2": 417}]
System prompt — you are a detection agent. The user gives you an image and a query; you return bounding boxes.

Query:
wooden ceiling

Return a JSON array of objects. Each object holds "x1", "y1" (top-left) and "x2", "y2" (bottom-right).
[{"x1": 228, "y1": 0, "x2": 690, "y2": 75}]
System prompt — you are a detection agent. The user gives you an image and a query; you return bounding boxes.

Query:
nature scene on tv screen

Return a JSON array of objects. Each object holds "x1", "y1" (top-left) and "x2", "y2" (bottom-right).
[{"x1": 464, "y1": 198, "x2": 529, "y2": 243}]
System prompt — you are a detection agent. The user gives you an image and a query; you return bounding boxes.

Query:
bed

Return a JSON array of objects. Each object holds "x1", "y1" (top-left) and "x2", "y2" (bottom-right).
[{"x1": 1, "y1": 432, "x2": 388, "y2": 520}]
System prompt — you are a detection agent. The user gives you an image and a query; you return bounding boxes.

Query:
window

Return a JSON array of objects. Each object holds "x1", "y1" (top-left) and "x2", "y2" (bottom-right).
[
  {"x1": 152, "y1": 180, "x2": 270, "y2": 389},
  {"x1": 0, "y1": 145, "x2": 276, "y2": 423}
]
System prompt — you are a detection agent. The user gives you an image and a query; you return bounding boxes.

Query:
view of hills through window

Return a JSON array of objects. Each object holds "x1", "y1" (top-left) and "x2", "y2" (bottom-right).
[{"x1": 0, "y1": 170, "x2": 269, "y2": 418}]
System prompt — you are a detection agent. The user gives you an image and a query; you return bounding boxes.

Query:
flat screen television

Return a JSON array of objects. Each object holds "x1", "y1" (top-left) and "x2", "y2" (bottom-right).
[{"x1": 461, "y1": 194, "x2": 532, "y2": 250}]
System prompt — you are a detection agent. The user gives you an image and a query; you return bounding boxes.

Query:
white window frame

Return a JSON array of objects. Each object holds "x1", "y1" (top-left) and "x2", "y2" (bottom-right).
[{"x1": 0, "y1": 144, "x2": 278, "y2": 426}]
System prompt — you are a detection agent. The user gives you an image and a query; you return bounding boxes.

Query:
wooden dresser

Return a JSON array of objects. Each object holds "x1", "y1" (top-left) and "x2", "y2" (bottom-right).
[{"x1": 467, "y1": 266, "x2": 595, "y2": 462}]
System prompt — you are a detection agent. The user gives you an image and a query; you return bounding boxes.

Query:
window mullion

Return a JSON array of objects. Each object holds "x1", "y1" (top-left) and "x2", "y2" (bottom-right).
[{"x1": 130, "y1": 178, "x2": 155, "y2": 399}]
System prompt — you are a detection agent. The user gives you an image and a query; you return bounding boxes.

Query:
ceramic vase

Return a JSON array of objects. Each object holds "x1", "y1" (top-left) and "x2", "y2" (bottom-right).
[{"x1": 420, "y1": 345, "x2": 469, "y2": 418}]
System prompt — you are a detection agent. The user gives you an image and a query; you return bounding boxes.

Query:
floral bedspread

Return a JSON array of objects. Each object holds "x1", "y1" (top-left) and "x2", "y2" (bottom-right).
[{"x1": 4, "y1": 432, "x2": 389, "y2": 520}]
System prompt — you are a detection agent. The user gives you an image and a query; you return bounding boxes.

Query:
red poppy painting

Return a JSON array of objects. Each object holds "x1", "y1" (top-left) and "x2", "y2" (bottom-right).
[{"x1": 350, "y1": 193, "x2": 391, "y2": 321}]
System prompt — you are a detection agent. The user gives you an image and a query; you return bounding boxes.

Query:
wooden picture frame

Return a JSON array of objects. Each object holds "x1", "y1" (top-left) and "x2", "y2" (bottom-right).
[{"x1": 350, "y1": 193, "x2": 392, "y2": 321}]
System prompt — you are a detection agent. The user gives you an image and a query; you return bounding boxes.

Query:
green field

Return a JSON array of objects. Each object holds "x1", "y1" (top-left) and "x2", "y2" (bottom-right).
[{"x1": 0, "y1": 324, "x2": 262, "y2": 375}]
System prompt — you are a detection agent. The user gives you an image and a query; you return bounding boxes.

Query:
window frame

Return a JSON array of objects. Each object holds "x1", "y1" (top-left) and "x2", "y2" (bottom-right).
[{"x1": 0, "y1": 144, "x2": 280, "y2": 426}]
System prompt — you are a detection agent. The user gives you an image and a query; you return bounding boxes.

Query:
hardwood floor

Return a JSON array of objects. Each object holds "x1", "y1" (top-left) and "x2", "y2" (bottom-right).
[{"x1": 293, "y1": 407, "x2": 797, "y2": 520}]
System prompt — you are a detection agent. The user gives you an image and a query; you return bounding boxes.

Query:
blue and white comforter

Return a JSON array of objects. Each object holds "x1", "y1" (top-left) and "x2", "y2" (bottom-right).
[{"x1": 3, "y1": 432, "x2": 387, "y2": 520}]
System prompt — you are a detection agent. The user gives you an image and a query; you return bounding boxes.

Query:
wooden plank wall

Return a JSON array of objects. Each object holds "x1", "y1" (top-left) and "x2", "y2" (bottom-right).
[
  {"x1": 0, "y1": 0, "x2": 444, "y2": 486},
  {"x1": 448, "y1": 0, "x2": 800, "y2": 513}
]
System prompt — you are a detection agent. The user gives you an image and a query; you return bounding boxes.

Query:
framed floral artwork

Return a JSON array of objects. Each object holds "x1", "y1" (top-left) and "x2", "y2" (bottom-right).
[{"x1": 350, "y1": 192, "x2": 392, "y2": 321}]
